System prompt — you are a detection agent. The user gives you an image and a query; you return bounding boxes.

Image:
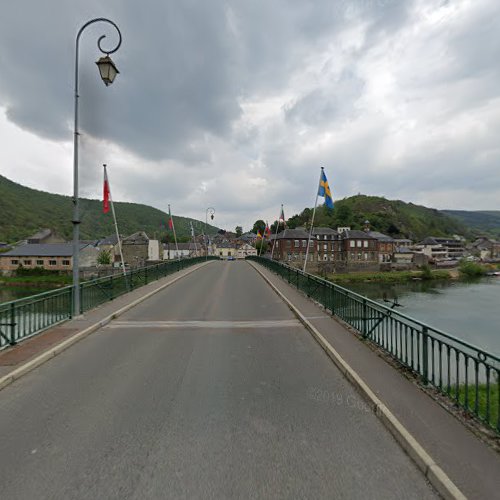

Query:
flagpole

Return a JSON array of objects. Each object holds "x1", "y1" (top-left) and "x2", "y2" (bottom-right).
[
  {"x1": 258, "y1": 221, "x2": 266, "y2": 257},
  {"x1": 168, "y1": 204, "x2": 180, "y2": 261},
  {"x1": 190, "y1": 221, "x2": 199, "y2": 257},
  {"x1": 303, "y1": 168, "x2": 323, "y2": 273},
  {"x1": 271, "y1": 204, "x2": 283, "y2": 260},
  {"x1": 103, "y1": 164, "x2": 126, "y2": 279}
]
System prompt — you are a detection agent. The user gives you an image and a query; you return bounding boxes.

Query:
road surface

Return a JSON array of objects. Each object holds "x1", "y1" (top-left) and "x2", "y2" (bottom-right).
[{"x1": 0, "y1": 261, "x2": 437, "y2": 499}]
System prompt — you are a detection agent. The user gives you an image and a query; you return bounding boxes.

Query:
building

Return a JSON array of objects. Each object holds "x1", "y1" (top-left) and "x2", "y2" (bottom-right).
[
  {"x1": 0, "y1": 243, "x2": 99, "y2": 274},
  {"x1": 470, "y1": 237, "x2": 500, "y2": 261},
  {"x1": 121, "y1": 232, "x2": 150, "y2": 267},
  {"x1": 339, "y1": 229, "x2": 378, "y2": 264},
  {"x1": 236, "y1": 243, "x2": 257, "y2": 259},
  {"x1": 312, "y1": 228, "x2": 341, "y2": 263},
  {"x1": 214, "y1": 242, "x2": 238, "y2": 259},
  {"x1": 26, "y1": 229, "x2": 66, "y2": 245},
  {"x1": 365, "y1": 231, "x2": 395, "y2": 263},
  {"x1": 163, "y1": 242, "x2": 195, "y2": 260},
  {"x1": 272, "y1": 228, "x2": 313, "y2": 265},
  {"x1": 414, "y1": 237, "x2": 466, "y2": 262}
]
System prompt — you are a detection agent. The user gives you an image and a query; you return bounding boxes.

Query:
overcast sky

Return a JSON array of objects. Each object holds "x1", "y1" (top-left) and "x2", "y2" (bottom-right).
[{"x1": 1, "y1": 0, "x2": 499, "y2": 232}]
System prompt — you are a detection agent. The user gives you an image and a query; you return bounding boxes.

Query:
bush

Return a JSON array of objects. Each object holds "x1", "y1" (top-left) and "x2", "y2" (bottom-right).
[
  {"x1": 420, "y1": 264, "x2": 433, "y2": 280},
  {"x1": 458, "y1": 260, "x2": 485, "y2": 277},
  {"x1": 16, "y1": 265, "x2": 59, "y2": 277}
]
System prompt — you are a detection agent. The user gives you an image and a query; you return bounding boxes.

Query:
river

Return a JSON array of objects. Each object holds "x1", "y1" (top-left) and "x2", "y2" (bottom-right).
[
  {"x1": 342, "y1": 277, "x2": 500, "y2": 356},
  {"x1": 0, "y1": 285, "x2": 59, "y2": 304}
]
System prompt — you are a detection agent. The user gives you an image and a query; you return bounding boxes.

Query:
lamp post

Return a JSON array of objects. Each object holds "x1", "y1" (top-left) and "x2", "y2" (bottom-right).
[
  {"x1": 72, "y1": 18, "x2": 122, "y2": 316},
  {"x1": 205, "y1": 207, "x2": 215, "y2": 260}
]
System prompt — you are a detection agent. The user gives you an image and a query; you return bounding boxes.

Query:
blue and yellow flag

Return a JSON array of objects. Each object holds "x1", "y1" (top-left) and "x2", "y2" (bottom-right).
[{"x1": 318, "y1": 168, "x2": 334, "y2": 209}]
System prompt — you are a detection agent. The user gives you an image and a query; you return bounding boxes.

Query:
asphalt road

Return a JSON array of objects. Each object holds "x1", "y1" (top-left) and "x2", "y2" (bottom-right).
[{"x1": 0, "y1": 261, "x2": 437, "y2": 499}]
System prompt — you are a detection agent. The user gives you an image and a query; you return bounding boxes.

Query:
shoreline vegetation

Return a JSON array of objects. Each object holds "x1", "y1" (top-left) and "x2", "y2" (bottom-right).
[
  {"x1": 327, "y1": 261, "x2": 499, "y2": 284},
  {"x1": 327, "y1": 268, "x2": 453, "y2": 284},
  {"x1": 0, "y1": 274, "x2": 71, "y2": 287}
]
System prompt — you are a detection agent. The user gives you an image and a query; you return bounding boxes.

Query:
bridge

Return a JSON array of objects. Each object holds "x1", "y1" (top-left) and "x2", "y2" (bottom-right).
[{"x1": 0, "y1": 259, "x2": 499, "y2": 499}]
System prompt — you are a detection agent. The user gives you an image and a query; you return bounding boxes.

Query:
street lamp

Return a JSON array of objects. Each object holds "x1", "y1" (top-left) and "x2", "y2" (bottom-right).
[
  {"x1": 72, "y1": 18, "x2": 122, "y2": 316},
  {"x1": 205, "y1": 207, "x2": 215, "y2": 261}
]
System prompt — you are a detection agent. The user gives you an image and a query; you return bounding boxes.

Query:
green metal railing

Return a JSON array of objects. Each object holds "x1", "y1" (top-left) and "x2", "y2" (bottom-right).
[
  {"x1": 0, "y1": 257, "x2": 216, "y2": 350},
  {"x1": 248, "y1": 257, "x2": 500, "y2": 433}
]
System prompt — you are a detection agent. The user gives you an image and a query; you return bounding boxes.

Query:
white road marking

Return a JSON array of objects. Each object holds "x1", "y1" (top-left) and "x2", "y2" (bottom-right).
[{"x1": 106, "y1": 320, "x2": 301, "y2": 329}]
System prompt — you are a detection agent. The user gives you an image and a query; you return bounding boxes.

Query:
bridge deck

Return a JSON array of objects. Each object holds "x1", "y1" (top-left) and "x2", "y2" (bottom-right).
[{"x1": 0, "y1": 260, "x2": 439, "y2": 499}]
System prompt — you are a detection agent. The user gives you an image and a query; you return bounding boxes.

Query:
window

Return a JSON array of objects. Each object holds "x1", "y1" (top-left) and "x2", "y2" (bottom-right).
[
  {"x1": 364, "y1": 253, "x2": 368, "y2": 260},
  {"x1": 302, "y1": 240, "x2": 307, "y2": 247},
  {"x1": 287, "y1": 252, "x2": 292, "y2": 261},
  {"x1": 23, "y1": 260, "x2": 32, "y2": 265},
  {"x1": 62, "y1": 260, "x2": 70, "y2": 266},
  {"x1": 294, "y1": 240, "x2": 299, "y2": 248},
  {"x1": 49, "y1": 260, "x2": 57, "y2": 266},
  {"x1": 324, "y1": 244, "x2": 328, "y2": 251},
  {"x1": 287, "y1": 240, "x2": 292, "y2": 248},
  {"x1": 364, "y1": 240, "x2": 369, "y2": 248},
  {"x1": 11, "y1": 259, "x2": 18, "y2": 265},
  {"x1": 357, "y1": 240, "x2": 362, "y2": 247},
  {"x1": 350, "y1": 241, "x2": 355, "y2": 248},
  {"x1": 36, "y1": 260, "x2": 44, "y2": 265}
]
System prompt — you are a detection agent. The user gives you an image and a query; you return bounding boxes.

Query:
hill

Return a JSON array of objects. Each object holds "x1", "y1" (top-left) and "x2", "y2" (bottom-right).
[
  {"x1": 442, "y1": 210, "x2": 500, "y2": 239},
  {"x1": 286, "y1": 195, "x2": 474, "y2": 241},
  {"x1": 0, "y1": 175, "x2": 218, "y2": 243}
]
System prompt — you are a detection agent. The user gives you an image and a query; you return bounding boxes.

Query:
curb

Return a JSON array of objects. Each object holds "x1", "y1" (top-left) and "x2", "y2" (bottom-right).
[
  {"x1": 0, "y1": 261, "x2": 212, "y2": 393},
  {"x1": 248, "y1": 261, "x2": 466, "y2": 500}
]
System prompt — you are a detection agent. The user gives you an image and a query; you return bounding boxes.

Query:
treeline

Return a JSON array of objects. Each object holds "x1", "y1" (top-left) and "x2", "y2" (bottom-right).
[
  {"x1": 280, "y1": 195, "x2": 473, "y2": 241},
  {"x1": 0, "y1": 175, "x2": 218, "y2": 243}
]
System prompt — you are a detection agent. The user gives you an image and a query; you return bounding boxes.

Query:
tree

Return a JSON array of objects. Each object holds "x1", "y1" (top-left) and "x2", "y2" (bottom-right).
[
  {"x1": 235, "y1": 226, "x2": 243, "y2": 237},
  {"x1": 97, "y1": 249, "x2": 112, "y2": 265},
  {"x1": 252, "y1": 220, "x2": 266, "y2": 235},
  {"x1": 255, "y1": 239, "x2": 268, "y2": 253}
]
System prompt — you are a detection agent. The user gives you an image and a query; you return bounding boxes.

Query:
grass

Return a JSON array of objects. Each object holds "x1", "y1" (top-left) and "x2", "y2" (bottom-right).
[
  {"x1": 457, "y1": 383, "x2": 499, "y2": 430},
  {"x1": 327, "y1": 269, "x2": 452, "y2": 284}
]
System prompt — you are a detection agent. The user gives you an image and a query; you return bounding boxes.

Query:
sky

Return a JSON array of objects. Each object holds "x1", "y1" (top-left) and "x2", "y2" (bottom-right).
[{"x1": 1, "y1": 0, "x2": 499, "y2": 232}]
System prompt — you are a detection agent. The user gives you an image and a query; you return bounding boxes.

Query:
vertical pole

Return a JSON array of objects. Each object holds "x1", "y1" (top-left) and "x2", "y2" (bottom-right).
[
  {"x1": 169, "y1": 204, "x2": 180, "y2": 261},
  {"x1": 422, "y1": 327, "x2": 429, "y2": 385},
  {"x1": 271, "y1": 204, "x2": 282, "y2": 260},
  {"x1": 72, "y1": 34, "x2": 81, "y2": 317},
  {"x1": 303, "y1": 168, "x2": 322, "y2": 273},
  {"x1": 104, "y1": 165, "x2": 127, "y2": 279}
]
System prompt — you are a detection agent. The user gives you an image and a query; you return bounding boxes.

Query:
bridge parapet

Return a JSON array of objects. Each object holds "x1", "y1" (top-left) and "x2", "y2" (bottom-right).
[{"x1": 248, "y1": 256, "x2": 500, "y2": 434}]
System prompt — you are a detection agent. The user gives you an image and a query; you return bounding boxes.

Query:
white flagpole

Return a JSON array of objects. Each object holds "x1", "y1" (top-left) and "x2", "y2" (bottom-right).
[
  {"x1": 303, "y1": 167, "x2": 323, "y2": 273},
  {"x1": 103, "y1": 164, "x2": 126, "y2": 278},
  {"x1": 190, "y1": 221, "x2": 199, "y2": 256},
  {"x1": 271, "y1": 204, "x2": 283, "y2": 260},
  {"x1": 169, "y1": 204, "x2": 180, "y2": 261},
  {"x1": 258, "y1": 221, "x2": 266, "y2": 257}
]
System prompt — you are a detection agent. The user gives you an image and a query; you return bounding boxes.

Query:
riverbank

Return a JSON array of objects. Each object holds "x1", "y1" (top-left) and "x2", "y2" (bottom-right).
[
  {"x1": 0, "y1": 275, "x2": 71, "y2": 287},
  {"x1": 327, "y1": 269, "x2": 453, "y2": 284}
]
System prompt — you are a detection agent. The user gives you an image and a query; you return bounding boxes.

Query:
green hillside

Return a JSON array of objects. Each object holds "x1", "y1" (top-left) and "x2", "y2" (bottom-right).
[
  {"x1": 442, "y1": 210, "x2": 500, "y2": 239},
  {"x1": 286, "y1": 195, "x2": 474, "y2": 241},
  {"x1": 0, "y1": 175, "x2": 218, "y2": 243}
]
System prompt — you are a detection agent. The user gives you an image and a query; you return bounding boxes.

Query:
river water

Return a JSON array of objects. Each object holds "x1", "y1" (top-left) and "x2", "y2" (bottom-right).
[
  {"x1": 0, "y1": 286, "x2": 57, "y2": 304},
  {"x1": 343, "y1": 277, "x2": 500, "y2": 356}
]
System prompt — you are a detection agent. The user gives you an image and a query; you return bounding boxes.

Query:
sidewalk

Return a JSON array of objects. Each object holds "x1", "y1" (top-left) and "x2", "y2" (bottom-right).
[
  {"x1": 255, "y1": 264, "x2": 500, "y2": 500},
  {"x1": 0, "y1": 262, "x2": 211, "y2": 380}
]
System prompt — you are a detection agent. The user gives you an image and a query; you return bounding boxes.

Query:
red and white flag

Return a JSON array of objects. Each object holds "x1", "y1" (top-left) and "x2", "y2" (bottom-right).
[{"x1": 103, "y1": 170, "x2": 110, "y2": 214}]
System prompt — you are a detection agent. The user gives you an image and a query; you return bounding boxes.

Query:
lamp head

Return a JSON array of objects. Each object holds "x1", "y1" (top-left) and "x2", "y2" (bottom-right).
[{"x1": 96, "y1": 55, "x2": 119, "y2": 86}]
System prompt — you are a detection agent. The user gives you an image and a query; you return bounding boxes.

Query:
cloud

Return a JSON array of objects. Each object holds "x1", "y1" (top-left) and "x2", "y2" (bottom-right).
[{"x1": 0, "y1": 0, "x2": 499, "y2": 233}]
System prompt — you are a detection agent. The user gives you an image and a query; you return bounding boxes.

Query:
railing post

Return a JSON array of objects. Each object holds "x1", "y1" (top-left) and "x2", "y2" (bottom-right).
[
  {"x1": 109, "y1": 275, "x2": 114, "y2": 299},
  {"x1": 79, "y1": 283, "x2": 84, "y2": 314},
  {"x1": 422, "y1": 326, "x2": 429, "y2": 385},
  {"x1": 9, "y1": 302, "x2": 16, "y2": 345},
  {"x1": 362, "y1": 298, "x2": 368, "y2": 338}
]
